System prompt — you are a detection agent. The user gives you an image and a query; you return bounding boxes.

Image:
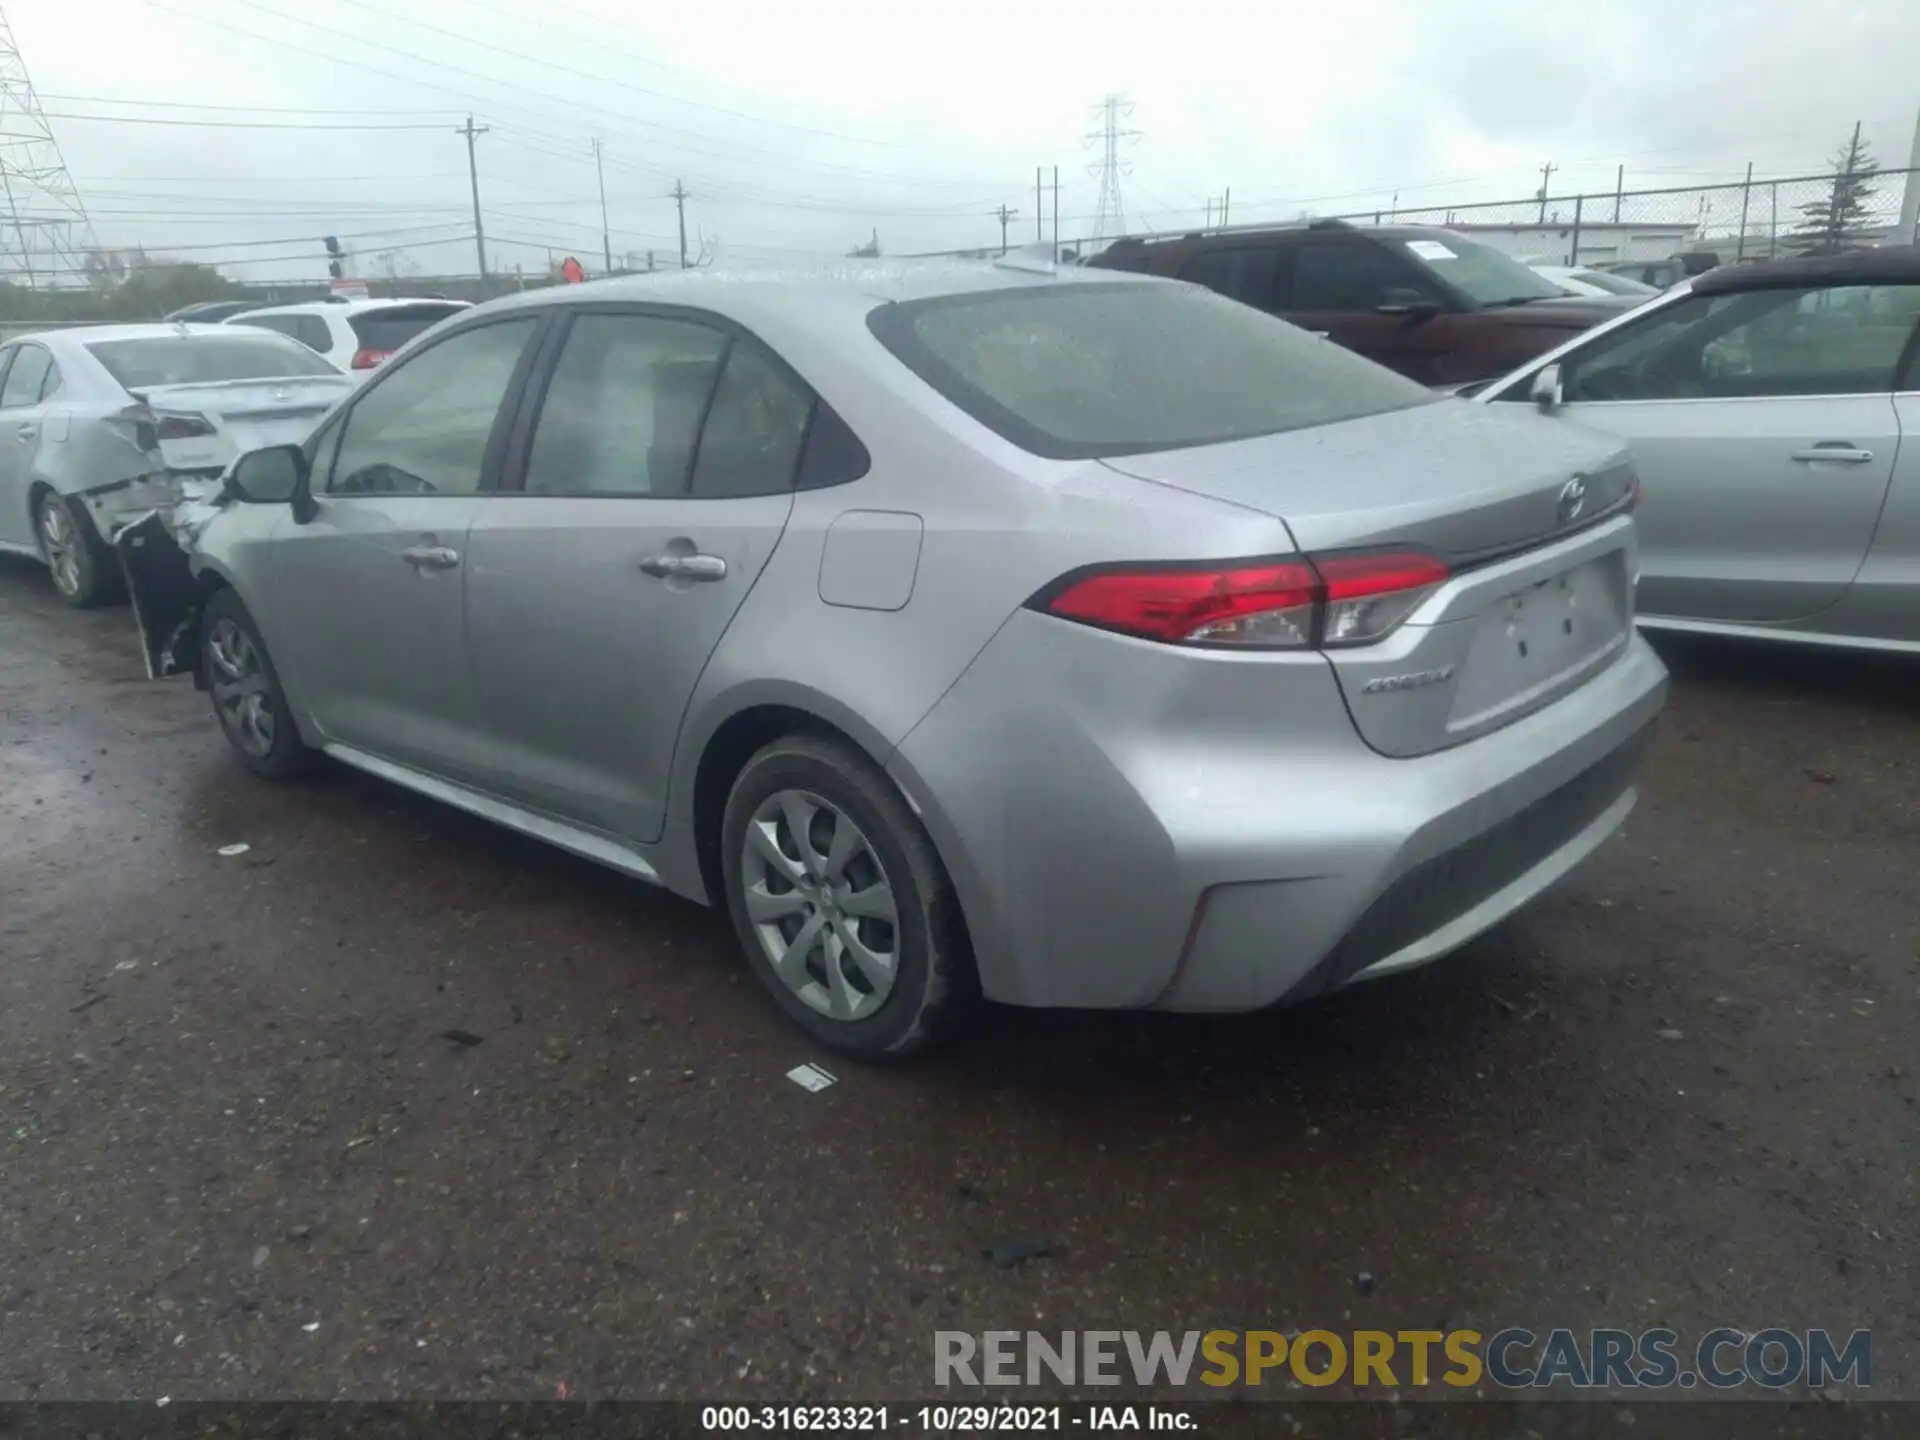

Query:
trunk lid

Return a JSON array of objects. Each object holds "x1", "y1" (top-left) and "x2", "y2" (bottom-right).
[
  {"x1": 1099, "y1": 396, "x2": 1634, "y2": 558},
  {"x1": 129, "y1": 376, "x2": 354, "y2": 473},
  {"x1": 1100, "y1": 401, "x2": 1641, "y2": 757}
]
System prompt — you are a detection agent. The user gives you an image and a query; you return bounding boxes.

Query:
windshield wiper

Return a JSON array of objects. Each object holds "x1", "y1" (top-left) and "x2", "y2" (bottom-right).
[{"x1": 1480, "y1": 296, "x2": 1551, "y2": 309}]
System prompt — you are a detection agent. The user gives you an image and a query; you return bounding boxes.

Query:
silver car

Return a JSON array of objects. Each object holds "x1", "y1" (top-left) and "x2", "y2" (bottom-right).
[
  {"x1": 1479, "y1": 248, "x2": 1920, "y2": 652},
  {"x1": 0, "y1": 323, "x2": 355, "y2": 607},
  {"x1": 138, "y1": 260, "x2": 1667, "y2": 1057}
]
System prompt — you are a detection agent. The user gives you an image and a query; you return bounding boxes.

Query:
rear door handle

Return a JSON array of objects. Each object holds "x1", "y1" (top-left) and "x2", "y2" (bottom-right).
[
  {"x1": 15, "y1": 424, "x2": 35, "y2": 442},
  {"x1": 638, "y1": 553, "x2": 727, "y2": 582},
  {"x1": 1790, "y1": 444, "x2": 1875, "y2": 464},
  {"x1": 401, "y1": 544, "x2": 460, "y2": 572}
]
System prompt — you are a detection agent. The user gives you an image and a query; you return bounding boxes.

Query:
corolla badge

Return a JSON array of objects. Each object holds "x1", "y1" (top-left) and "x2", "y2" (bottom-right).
[
  {"x1": 1557, "y1": 475, "x2": 1589, "y2": 525},
  {"x1": 1361, "y1": 664, "x2": 1457, "y2": 694}
]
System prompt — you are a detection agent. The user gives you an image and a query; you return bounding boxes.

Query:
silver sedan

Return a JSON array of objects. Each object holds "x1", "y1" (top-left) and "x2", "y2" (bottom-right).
[
  {"x1": 0, "y1": 323, "x2": 353, "y2": 606},
  {"x1": 1479, "y1": 248, "x2": 1920, "y2": 653},
  {"x1": 133, "y1": 259, "x2": 1666, "y2": 1057}
]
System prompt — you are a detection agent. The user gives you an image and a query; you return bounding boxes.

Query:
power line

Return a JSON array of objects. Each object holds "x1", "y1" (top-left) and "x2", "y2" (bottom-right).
[
  {"x1": 37, "y1": 92, "x2": 462, "y2": 117},
  {"x1": 35, "y1": 110, "x2": 454, "y2": 131},
  {"x1": 154, "y1": 0, "x2": 1017, "y2": 192}
]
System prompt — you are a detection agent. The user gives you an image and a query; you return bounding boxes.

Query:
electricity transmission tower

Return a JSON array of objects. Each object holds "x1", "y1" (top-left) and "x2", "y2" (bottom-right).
[
  {"x1": 1084, "y1": 93, "x2": 1140, "y2": 241},
  {"x1": 0, "y1": 4, "x2": 96, "y2": 289}
]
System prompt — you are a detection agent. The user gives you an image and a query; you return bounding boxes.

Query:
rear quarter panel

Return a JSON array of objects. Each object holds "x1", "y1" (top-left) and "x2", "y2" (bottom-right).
[{"x1": 658, "y1": 307, "x2": 1296, "y2": 909}]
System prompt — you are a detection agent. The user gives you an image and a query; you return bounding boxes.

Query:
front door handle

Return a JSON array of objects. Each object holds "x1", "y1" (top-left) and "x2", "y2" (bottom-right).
[
  {"x1": 638, "y1": 553, "x2": 727, "y2": 582},
  {"x1": 401, "y1": 544, "x2": 460, "y2": 572},
  {"x1": 1790, "y1": 444, "x2": 1875, "y2": 464},
  {"x1": 15, "y1": 424, "x2": 35, "y2": 443}
]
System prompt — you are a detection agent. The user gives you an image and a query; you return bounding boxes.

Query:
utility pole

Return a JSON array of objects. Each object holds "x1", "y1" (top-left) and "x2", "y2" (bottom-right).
[
  {"x1": 1536, "y1": 161, "x2": 1555, "y2": 224},
  {"x1": 592, "y1": 137, "x2": 611, "y2": 275},
  {"x1": 1052, "y1": 166, "x2": 1059, "y2": 250},
  {"x1": 1900, "y1": 103, "x2": 1920, "y2": 245},
  {"x1": 1035, "y1": 167, "x2": 1042, "y2": 241},
  {"x1": 1613, "y1": 164, "x2": 1624, "y2": 222},
  {"x1": 993, "y1": 203, "x2": 1019, "y2": 254},
  {"x1": 457, "y1": 114, "x2": 490, "y2": 279},
  {"x1": 672, "y1": 179, "x2": 689, "y2": 269},
  {"x1": 1221, "y1": 186, "x2": 1230, "y2": 226}
]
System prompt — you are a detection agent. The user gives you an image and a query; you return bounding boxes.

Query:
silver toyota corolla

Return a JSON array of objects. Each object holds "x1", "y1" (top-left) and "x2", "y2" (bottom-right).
[
  {"x1": 1477, "y1": 247, "x2": 1920, "y2": 653},
  {"x1": 136, "y1": 257, "x2": 1668, "y2": 1057}
]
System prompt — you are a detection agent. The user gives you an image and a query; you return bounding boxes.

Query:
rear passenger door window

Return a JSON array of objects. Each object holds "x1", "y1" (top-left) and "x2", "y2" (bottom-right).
[
  {"x1": 524, "y1": 313, "x2": 727, "y2": 496},
  {"x1": 0, "y1": 346, "x2": 52, "y2": 409},
  {"x1": 295, "y1": 316, "x2": 334, "y2": 354},
  {"x1": 1178, "y1": 246, "x2": 1280, "y2": 312},
  {"x1": 1284, "y1": 240, "x2": 1434, "y2": 312}
]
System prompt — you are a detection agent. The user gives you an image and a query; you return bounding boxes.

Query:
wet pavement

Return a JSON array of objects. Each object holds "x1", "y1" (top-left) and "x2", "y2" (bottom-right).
[{"x1": 1, "y1": 551, "x2": 1916, "y2": 1408}]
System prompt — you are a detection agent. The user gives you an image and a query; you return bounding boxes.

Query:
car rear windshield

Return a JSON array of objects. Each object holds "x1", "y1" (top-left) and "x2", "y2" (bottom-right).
[
  {"x1": 866, "y1": 281, "x2": 1435, "y2": 460},
  {"x1": 86, "y1": 334, "x2": 340, "y2": 390},
  {"x1": 349, "y1": 304, "x2": 467, "y2": 352},
  {"x1": 1399, "y1": 234, "x2": 1567, "y2": 308}
]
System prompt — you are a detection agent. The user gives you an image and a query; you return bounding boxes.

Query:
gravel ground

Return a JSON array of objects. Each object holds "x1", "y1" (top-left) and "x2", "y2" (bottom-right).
[{"x1": 1, "y1": 552, "x2": 1914, "y2": 1418}]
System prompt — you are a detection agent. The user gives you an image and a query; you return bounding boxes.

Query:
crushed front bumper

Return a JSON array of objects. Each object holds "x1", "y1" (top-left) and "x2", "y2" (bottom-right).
[{"x1": 110, "y1": 476, "x2": 227, "y2": 679}]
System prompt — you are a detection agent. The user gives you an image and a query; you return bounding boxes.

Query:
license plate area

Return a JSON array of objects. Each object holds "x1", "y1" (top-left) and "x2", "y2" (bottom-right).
[{"x1": 1447, "y1": 555, "x2": 1630, "y2": 734}]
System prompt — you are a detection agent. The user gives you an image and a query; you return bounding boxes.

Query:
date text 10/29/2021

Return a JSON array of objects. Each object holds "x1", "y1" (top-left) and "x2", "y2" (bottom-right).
[{"x1": 701, "y1": 1407, "x2": 1195, "y2": 1432}]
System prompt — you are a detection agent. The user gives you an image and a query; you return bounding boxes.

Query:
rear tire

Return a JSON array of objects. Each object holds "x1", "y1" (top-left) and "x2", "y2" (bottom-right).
[
  {"x1": 720, "y1": 734, "x2": 973, "y2": 1060},
  {"x1": 34, "y1": 488, "x2": 125, "y2": 609},
  {"x1": 199, "y1": 587, "x2": 318, "y2": 780}
]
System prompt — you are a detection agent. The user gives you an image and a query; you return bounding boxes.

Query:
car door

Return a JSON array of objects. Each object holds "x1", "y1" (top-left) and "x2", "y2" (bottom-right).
[
  {"x1": 261, "y1": 313, "x2": 545, "y2": 780},
  {"x1": 461, "y1": 307, "x2": 810, "y2": 842},
  {"x1": 1547, "y1": 281, "x2": 1913, "y2": 624},
  {"x1": 0, "y1": 343, "x2": 56, "y2": 549},
  {"x1": 1278, "y1": 235, "x2": 1456, "y2": 382}
]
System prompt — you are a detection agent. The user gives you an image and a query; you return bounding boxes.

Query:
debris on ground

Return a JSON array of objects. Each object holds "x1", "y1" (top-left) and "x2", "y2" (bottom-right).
[
  {"x1": 1356, "y1": 1269, "x2": 1376, "y2": 1297},
  {"x1": 216, "y1": 843, "x2": 250, "y2": 858},
  {"x1": 70, "y1": 994, "x2": 108, "y2": 1014},
  {"x1": 438, "y1": 1029, "x2": 484, "y2": 1049},
  {"x1": 984, "y1": 1239, "x2": 1055, "y2": 1270},
  {"x1": 1657, "y1": 1028, "x2": 1684, "y2": 1041},
  {"x1": 1805, "y1": 769, "x2": 1837, "y2": 785},
  {"x1": 786, "y1": 1062, "x2": 838, "y2": 1093}
]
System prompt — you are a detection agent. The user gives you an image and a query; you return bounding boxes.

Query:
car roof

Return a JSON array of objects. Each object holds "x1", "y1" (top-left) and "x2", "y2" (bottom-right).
[
  {"x1": 471, "y1": 257, "x2": 1159, "y2": 324},
  {"x1": 1104, "y1": 220, "x2": 1463, "y2": 252},
  {"x1": 238, "y1": 296, "x2": 472, "y2": 317},
  {"x1": 13, "y1": 322, "x2": 264, "y2": 348},
  {"x1": 1691, "y1": 244, "x2": 1920, "y2": 295}
]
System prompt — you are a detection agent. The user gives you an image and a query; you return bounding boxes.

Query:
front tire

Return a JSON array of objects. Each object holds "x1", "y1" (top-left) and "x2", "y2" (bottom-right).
[
  {"x1": 720, "y1": 734, "x2": 973, "y2": 1059},
  {"x1": 35, "y1": 489, "x2": 124, "y2": 609},
  {"x1": 200, "y1": 588, "x2": 317, "y2": 780}
]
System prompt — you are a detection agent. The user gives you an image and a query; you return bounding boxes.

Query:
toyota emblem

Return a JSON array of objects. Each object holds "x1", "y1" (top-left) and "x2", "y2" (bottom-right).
[{"x1": 1557, "y1": 475, "x2": 1588, "y2": 525}]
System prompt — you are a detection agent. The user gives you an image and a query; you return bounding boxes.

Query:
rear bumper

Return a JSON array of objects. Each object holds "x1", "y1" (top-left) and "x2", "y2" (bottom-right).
[{"x1": 890, "y1": 610, "x2": 1667, "y2": 1012}]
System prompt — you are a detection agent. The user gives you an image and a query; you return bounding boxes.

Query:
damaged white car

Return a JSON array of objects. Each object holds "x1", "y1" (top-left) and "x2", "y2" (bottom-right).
[{"x1": 0, "y1": 323, "x2": 355, "y2": 607}]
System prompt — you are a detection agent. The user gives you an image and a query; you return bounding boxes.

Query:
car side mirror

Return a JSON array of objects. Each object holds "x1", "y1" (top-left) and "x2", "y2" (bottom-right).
[
  {"x1": 1530, "y1": 362, "x2": 1564, "y2": 413},
  {"x1": 226, "y1": 444, "x2": 313, "y2": 518},
  {"x1": 1377, "y1": 288, "x2": 1441, "y2": 322}
]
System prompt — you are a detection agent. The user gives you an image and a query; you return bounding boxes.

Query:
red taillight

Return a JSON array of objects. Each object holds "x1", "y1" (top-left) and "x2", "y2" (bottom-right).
[
  {"x1": 154, "y1": 412, "x2": 215, "y2": 441},
  {"x1": 1044, "y1": 562, "x2": 1321, "y2": 647},
  {"x1": 350, "y1": 347, "x2": 393, "y2": 370},
  {"x1": 1038, "y1": 551, "x2": 1449, "y2": 650}
]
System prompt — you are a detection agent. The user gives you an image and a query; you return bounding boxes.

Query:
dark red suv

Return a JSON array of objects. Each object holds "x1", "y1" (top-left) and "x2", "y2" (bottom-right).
[{"x1": 1089, "y1": 220, "x2": 1634, "y2": 387}]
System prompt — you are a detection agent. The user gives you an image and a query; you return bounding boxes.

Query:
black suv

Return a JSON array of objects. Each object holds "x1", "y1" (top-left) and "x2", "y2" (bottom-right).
[{"x1": 1089, "y1": 220, "x2": 1633, "y2": 387}]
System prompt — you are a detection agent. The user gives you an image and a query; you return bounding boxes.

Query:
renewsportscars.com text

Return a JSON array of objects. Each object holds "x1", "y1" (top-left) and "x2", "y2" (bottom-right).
[{"x1": 934, "y1": 1327, "x2": 1872, "y2": 1392}]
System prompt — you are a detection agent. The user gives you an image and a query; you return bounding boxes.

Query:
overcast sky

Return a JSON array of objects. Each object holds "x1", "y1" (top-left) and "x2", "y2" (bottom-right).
[{"x1": 9, "y1": 0, "x2": 1920, "y2": 282}]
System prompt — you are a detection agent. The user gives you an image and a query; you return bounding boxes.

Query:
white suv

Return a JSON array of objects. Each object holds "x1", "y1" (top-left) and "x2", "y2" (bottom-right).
[{"x1": 225, "y1": 297, "x2": 471, "y2": 373}]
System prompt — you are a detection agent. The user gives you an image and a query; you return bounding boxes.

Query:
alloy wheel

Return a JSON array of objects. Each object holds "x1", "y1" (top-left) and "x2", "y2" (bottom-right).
[
  {"x1": 739, "y1": 788, "x2": 900, "y2": 1021},
  {"x1": 37, "y1": 497, "x2": 80, "y2": 598},
  {"x1": 206, "y1": 617, "x2": 276, "y2": 758}
]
